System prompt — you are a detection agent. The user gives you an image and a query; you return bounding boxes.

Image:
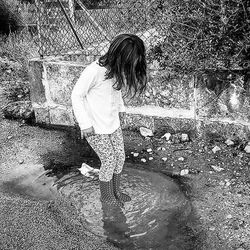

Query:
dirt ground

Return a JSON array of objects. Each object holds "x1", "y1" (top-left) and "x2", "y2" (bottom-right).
[{"x1": 0, "y1": 79, "x2": 250, "y2": 249}]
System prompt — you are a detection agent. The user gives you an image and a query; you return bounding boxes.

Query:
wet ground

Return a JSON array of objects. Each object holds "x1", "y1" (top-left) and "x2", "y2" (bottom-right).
[
  {"x1": 0, "y1": 87, "x2": 250, "y2": 250},
  {"x1": 0, "y1": 114, "x2": 249, "y2": 249}
]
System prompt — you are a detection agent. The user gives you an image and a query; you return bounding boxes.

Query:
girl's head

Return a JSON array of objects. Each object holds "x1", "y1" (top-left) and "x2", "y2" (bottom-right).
[{"x1": 99, "y1": 34, "x2": 147, "y2": 97}]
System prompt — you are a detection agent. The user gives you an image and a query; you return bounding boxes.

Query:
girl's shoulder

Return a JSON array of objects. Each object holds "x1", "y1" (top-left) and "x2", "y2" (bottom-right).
[{"x1": 87, "y1": 60, "x2": 106, "y2": 75}]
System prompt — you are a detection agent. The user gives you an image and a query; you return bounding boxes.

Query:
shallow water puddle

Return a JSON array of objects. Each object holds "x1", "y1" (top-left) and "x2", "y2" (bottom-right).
[{"x1": 0, "y1": 164, "x2": 195, "y2": 249}]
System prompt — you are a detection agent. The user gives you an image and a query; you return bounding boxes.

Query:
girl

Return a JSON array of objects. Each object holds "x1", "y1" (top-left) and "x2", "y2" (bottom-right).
[{"x1": 71, "y1": 34, "x2": 147, "y2": 207}]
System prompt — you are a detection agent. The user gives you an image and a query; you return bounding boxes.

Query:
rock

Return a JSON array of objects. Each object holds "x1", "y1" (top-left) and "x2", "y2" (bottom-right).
[
  {"x1": 79, "y1": 163, "x2": 99, "y2": 177},
  {"x1": 161, "y1": 147, "x2": 166, "y2": 151},
  {"x1": 147, "y1": 148, "x2": 152, "y2": 153},
  {"x1": 3, "y1": 101, "x2": 34, "y2": 121},
  {"x1": 133, "y1": 152, "x2": 139, "y2": 157},
  {"x1": 19, "y1": 160, "x2": 24, "y2": 164},
  {"x1": 178, "y1": 157, "x2": 184, "y2": 161},
  {"x1": 212, "y1": 146, "x2": 221, "y2": 153},
  {"x1": 7, "y1": 136, "x2": 13, "y2": 140},
  {"x1": 139, "y1": 127, "x2": 154, "y2": 137},
  {"x1": 141, "y1": 158, "x2": 147, "y2": 163},
  {"x1": 244, "y1": 143, "x2": 250, "y2": 153},
  {"x1": 209, "y1": 227, "x2": 216, "y2": 231},
  {"x1": 161, "y1": 133, "x2": 171, "y2": 140},
  {"x1": 162, "y1": 157, "x2": 168, "y2": 162},
  {"x1": 210, "y1": 165, "x2": 224, "y2": 172},
  {"x1": 226, "y1": 214, "x2": 233, "y2": 219},
  {"x1": 180, "y1": 169, "x2": 189, "y2": 176},
  {"x1": 181, "y1": 134, "x2": 189, "y2": 142},
  {"x1": 225, "y1": 139, "x2": 234, "y2": 146},
  {"x1": 149, "y1": 157, "x2": 153, "y2": 161}
]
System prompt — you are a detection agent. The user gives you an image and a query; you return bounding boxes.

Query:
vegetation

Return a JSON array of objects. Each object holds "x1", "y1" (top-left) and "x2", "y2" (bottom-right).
[{"x1": 147, "y1": 0, "x2": 250, "y2": 74}]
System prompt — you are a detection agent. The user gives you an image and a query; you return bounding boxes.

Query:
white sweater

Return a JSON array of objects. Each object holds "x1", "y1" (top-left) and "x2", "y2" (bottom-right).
[{"x1": 71, "y1": 60, "x2": 125, "y2": 134}]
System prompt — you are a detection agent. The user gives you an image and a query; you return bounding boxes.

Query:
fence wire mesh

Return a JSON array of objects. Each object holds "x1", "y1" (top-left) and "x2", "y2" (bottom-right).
[{"x1": 35, "y1": 0, "x2": 165, "y2": 58}]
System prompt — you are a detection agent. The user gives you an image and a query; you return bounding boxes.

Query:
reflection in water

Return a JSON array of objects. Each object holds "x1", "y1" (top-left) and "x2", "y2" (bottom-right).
[{"x1": 101, "y1": 203, "x2": 134, "y2": 248}]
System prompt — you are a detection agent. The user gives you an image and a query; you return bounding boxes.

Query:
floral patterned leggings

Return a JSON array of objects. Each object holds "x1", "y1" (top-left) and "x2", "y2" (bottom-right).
[{"x1": 86, "y1": 127, "x2": 125, "y2": 182}]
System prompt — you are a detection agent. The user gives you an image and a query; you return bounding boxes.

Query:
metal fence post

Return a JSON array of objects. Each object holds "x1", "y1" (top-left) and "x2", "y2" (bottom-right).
[
  {"x1": 68, "y1": 0, "x2": 75, "y2": 23},
  {"x1": 35, "y1": 0, "x2": 44, "y2": 58}
]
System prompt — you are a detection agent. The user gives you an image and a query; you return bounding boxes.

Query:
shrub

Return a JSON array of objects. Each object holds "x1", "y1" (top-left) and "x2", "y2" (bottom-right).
[
  {"x1": 0, "y1": 29, "x2": 38, "y2": 80},
  {"x1": 147, "y1": 0, "x2": 250, "y2": 74}
]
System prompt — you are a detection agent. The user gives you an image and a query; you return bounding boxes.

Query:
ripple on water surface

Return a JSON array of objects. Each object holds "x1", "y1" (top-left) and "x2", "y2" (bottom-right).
[{"x1": 56, "y1": 167, "x2": 192, "y2": 249}]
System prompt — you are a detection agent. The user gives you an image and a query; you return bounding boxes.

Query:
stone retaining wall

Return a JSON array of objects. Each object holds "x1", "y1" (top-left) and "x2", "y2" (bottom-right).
[{"x1": 28, "y1": 57, "x2": 250, "y2": 140}]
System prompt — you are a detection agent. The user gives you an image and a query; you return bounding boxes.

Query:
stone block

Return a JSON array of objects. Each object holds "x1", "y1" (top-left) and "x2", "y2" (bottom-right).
[
  {"x1": 45, "y1": 62, "x2": 85, "y2": 106},
  {"x1": 28, "y1": 59, "x2": 46, "y2": 104},
  {"x1": 154, "y1": 117, "x2": 197, "y2": 138},
  {"x1": 125, "y1": 71, "x2": 194, "y2": 109},
  {"x1": 196, "y1": 72, "x2": 250, "y2": 123},
  {"x1": 34, "y1": 107, "x2": 50, "y2": 124},
  {"x1": 124, "y1": 113, "x2": 155, "y2": 132},
  {"x1": 198, "y1": 120, "x2": 250, "y2": 141},
  {"x1": 49, "y1": 107, "x2": 75, "y2": 126}
]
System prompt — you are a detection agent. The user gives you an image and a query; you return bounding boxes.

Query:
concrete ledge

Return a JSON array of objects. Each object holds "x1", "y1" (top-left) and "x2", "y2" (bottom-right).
[{"x1": 28, "y1": 57, "x2": 250, "y2": 140}]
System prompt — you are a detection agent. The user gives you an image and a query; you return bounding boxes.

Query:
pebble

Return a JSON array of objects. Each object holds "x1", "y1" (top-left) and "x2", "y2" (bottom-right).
[
  {"x1": 225, "y1": 139, "x2": 234, "y2": 146},
  {"x1": 147, "y1": 148, "x2": 152, "y2": 153},
  {"x1": 212, "y1": 146, "x2": 221, "y2": 153},
  {"x1": 7, "y1": 136, "x2": 13, "y2": 140},
  {"x1": 226, "y1": 214, "x2": 233, "y2": 219},
  {"x1": 244, "y1": 143, "x2": 250, "y2": 153},
  {"x1": 181, "y1": 134, "x2": 189, "y2": 142},
  {"x1": 133, "y1": 153, "x2": 139, "y2": 157},
  {"x1": 161, "y1": 133, "x2": 171, "y2": 140},
  {"x1": 140, "y1": 127, "x2": 154, "y2": 137},
  {"x1": 19, "y1": 160, "x2": 24, "y2": 164},
  {"x1": 149, "y1": 157, "x2": 153, "y2": 160},
  {"x1": 161, "y1": 147, "x2": 166, "y2": 151},
  {"x1": 141, "y1": 158, "x2": 147, "y2": 163},
  {"x1": 178, "y1": 157, "x2": 184, "y2": 161},
  {"x1": 162, "y1": 157, "x2": 168, "y2": 162},
  {"x1": 180, "y1": 169, "x2": 189, "y2": 176},
  {"x1": 210, "y1": 165, "x2": 224, "y2": 172}
]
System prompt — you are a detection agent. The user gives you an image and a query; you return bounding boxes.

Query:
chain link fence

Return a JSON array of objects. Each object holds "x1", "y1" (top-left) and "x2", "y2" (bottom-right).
[{"x1": 35, "y1": 0, "x2": 165, "y2": 58}]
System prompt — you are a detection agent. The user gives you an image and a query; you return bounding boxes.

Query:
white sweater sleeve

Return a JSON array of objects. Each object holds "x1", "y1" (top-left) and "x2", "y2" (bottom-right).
[{"x1": 71, "y1": 65, "x2": 96, "y2": 130}]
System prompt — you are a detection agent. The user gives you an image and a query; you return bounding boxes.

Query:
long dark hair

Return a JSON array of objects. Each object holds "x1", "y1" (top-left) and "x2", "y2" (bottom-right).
[{"x1": 99, "y1": 34, "x2": 147, "y2": 97}]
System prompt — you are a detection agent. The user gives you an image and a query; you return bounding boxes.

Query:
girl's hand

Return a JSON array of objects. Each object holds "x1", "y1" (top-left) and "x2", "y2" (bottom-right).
[{"x1": 81, "y1": 127, "x2": 95, "y2": 138}]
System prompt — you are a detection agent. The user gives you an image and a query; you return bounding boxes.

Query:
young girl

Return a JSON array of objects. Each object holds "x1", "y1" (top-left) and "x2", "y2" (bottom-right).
[{"x1": 71, "y1": 34, "x2": 147, "y2": 207}]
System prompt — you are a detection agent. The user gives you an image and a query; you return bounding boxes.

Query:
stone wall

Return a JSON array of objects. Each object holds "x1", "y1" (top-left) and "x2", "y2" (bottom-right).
[{"x1": 28, "y1": 57, "x2": 250, "y2": 140}]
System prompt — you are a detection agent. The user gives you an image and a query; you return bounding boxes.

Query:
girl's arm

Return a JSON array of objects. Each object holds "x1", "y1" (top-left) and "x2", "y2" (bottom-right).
[{"x1": 71, "y1": 65, "x2": 96, "y2": 131}]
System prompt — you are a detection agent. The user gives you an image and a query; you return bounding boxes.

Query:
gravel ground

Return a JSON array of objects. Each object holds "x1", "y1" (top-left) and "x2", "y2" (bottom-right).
[{"x1": 0, "y1": 83, "x2": 250, "y2": 249}]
